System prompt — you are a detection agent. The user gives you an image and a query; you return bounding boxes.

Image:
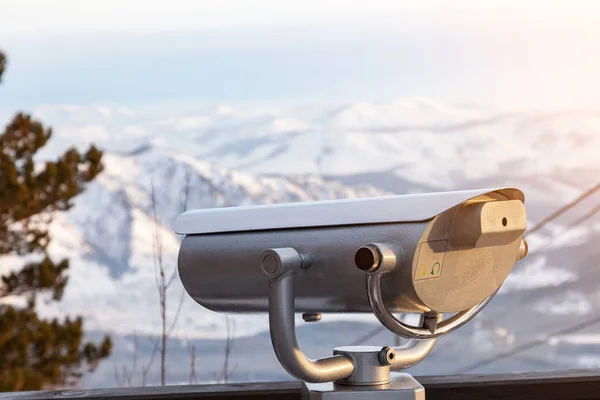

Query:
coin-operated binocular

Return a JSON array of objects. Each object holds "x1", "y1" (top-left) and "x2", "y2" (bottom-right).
[{"x1": 176, "y1": 188, "x2": 528, "y2": 399}]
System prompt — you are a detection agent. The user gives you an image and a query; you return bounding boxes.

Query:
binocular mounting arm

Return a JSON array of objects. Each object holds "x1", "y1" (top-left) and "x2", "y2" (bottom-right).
[
  {"x1": 269, "y1": 274, "x2": 356, "y2": 382},
  {"x1": 262, "y1": 248, "x2": 355, "y2": 383},
  {"x1": 262, "y1": 247, "x2": 438, "y2": 384}
]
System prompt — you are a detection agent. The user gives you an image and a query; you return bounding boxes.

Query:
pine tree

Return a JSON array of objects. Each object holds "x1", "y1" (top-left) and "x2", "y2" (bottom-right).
[{"x1": 0, "y1": 50, "x2": 111, "y2": 391}]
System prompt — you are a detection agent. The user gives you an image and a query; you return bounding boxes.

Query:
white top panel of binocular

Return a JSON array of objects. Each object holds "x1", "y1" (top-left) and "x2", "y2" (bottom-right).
[{"x1": 175, "y1": 187, "x2": 524, "y2": 235}]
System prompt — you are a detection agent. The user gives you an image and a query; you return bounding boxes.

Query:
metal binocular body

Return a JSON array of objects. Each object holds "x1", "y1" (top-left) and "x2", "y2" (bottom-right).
[{"x1": 176, "y1": 188, "x2": 528, "y2": 399}]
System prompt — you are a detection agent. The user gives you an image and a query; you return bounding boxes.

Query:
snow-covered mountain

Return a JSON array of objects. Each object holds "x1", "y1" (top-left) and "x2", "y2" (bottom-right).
[
  {"x1": 31, "y1": 99, "x2": 600, "y2": 213},
  {"x1": 33, "y1": 99, "x2": 600, "y2": 186},
  {"x1": 2, "y1": 145, "x2": 386, "y2": 339},
  {"x1": 4, "y1": 98, "x2": 600, "y2": 386}
]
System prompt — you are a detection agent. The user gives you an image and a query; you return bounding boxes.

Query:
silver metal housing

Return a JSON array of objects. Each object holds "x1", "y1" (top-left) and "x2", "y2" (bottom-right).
[{"x1": 177, "y1": 188, "x2": 526, "y2": 314}]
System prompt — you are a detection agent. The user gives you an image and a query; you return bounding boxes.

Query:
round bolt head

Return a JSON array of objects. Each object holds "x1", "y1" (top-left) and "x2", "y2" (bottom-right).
[
  {"x1": 261, "y1": 254, "x2": 279, "y2": 275},
  {"x1": 378, "y1": 346, "x2": 396, "y2": 366}
]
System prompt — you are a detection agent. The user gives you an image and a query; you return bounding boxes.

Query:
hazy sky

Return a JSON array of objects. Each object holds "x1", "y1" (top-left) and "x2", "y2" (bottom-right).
[{"x1": 2, "y1": 0, "x2": 600, "y2": 110}]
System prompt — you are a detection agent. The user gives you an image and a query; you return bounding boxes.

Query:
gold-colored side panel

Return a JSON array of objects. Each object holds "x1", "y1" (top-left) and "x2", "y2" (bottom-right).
[{"x1": 411, "y1": 192, "x2": 526, "y2": 313}]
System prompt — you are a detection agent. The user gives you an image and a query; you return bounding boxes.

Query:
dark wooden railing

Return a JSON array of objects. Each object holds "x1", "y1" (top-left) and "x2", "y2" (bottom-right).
[{"x1": 4, "y1": 370, "x2": 600, "y2": 400}]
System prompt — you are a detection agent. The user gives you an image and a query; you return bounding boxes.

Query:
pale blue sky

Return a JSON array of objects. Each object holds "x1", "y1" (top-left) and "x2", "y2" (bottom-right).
[{"x1": 2, "y1": 0, "x2": 600, "y2": 110}]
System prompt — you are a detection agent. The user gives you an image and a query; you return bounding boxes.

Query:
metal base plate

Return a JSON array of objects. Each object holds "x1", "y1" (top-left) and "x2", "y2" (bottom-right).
[{"x1": 302, "y1": 373, "x2": 424, "y2": 400}]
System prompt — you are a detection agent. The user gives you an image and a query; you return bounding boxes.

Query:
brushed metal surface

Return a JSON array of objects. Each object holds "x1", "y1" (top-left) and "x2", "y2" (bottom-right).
[
  {"x1": 178, "y1": 190, "x2": 526, "y2": 314},
  {"x1": 178, "y1": 222, "x2": 428, "y2": 313}
]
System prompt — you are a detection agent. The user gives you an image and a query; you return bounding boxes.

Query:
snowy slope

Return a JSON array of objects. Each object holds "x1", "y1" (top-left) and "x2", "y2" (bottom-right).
[
  {"x1": 30, "y1": 99, "x2": 600, "y2": 225},
  {"x1": 1, "y1": 145, "x2": 387, "y2": 339},
  {"x1": 4, "y1": 98, "x2": 600, "y2": 383},
  {"x1": 33, "y1": 100, "x2": 600, "y2": 191}
]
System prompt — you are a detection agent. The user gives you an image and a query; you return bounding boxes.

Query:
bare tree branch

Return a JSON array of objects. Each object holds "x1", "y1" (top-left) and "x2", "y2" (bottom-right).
[
  {"x1": 160, "y1": 270, "x2": 166, "y2": 386},
  {"x1": 150, "y1": 181, "x2": 168, "y2": 386},
  {"x1": 113, "y1": 332, "x2": 139, "y2": 388},
  {"x1": 167, "y1": 289, "x2": 186, "y2": 337},
  {"x1": 165, "y1": 266, "x2": 178, "y2": 290},
  {"x1": 127, "y1": 333, "x2": 138, "y2": 387},
  {"x1": 182, "y1": 168, "x2": 191, "y2": 215},
  {"x1": 145, "y1": 169, "x2": 192, "y2": 386},
  {"x1": 219, "y1": 316, "x2": 236, "y2": 383},
  {"x1": 113, "y1": 365, "x2": 123, "y2": 388},
  {"x1": 188, "y1": 343, "x2": 197, "y2": 384},
  {"x1": 150, "y1": 180, "x2": 162, "y2": 295},
  {"x1": 141, "y1": 336, "x2": 160, "y2": 387}
]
